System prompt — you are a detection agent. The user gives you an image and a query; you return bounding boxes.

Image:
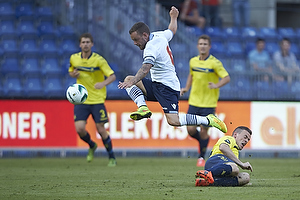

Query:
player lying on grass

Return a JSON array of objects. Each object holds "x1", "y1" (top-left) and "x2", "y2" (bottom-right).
[{"x1": 195, "y1": 126, "x2": 253, "y2": 186}]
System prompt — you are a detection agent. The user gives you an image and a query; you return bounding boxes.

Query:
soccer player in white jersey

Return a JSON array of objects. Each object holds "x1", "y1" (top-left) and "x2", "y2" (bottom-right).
[{"x1": 118, "y1": 6, "x2": 227, "y2": 133}]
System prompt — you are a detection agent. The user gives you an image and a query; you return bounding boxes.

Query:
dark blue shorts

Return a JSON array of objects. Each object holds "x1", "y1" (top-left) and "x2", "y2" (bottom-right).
[
  {"x1": 74, "y1": 103, "x2": 108, "y2": 123},
  {"x1": 205, "y1": 154, "x2": 234, "y2": 170},
  {"x1": 142, "y1": 78, "x2": 180, "y2": 114},
  {"x1": 188, "y1": 105, "x2": 215, "y2": 127}
]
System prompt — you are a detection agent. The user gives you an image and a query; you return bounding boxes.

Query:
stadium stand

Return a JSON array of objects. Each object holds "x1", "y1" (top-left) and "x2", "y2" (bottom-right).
[{"x1": 0, "y1": 0, "x2": 299, "y2": 101}]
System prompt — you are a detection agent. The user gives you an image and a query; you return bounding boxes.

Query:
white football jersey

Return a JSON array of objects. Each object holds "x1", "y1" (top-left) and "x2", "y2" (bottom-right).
[{"x1": 142, "y1": 29, "x2": 180, "y2": 91}]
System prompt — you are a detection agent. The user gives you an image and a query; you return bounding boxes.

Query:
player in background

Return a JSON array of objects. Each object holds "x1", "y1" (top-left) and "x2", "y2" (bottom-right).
[
  {"x1": 118, "y1": 6, "x2": 227, "y2": 134},
  {"x1": 69, "y1": 33, "x2": 117, "y2": 166},
  {"x1": 180, "y1": 34, "x2": 230, "y2": 167},
  {"x1": 195, "y1": 126, "x2": 253, "y2": 186}
]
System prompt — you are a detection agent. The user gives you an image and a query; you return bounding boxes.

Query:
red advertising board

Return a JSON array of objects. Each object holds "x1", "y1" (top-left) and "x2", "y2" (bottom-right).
[
  {"x1": 0, "y1": 100, "x2": 76, "y2": 147},
  {"x1": 0, "y1": 100, "x2": 250, "y2": 148}
]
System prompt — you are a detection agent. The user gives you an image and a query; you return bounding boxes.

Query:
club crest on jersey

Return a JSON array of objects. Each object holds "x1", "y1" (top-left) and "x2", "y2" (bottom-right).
[
  {"x1": 225, "y1": 139, "x2": 231, "y2": 144},
  {"x1": 171, "y1": 104, "x2": 177, "y2": 109}
]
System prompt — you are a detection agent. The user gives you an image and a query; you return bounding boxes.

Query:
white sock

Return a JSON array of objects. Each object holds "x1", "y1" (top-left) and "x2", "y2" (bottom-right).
[
  {"x1": 126, "y1": 85, "x2": 146, "y2": 108},
  {"x1": 179, "y1": 114, "x2": 209, "y2": 126}
]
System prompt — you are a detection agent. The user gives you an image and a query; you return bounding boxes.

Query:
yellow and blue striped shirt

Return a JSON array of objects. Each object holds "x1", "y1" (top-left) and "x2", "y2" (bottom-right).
[
  {"x1": 69, "y1": 52, "x2": 114, "y2": 104},
  {"x1": 188, "y1": 55, "x2": 228, "y2": 107}
]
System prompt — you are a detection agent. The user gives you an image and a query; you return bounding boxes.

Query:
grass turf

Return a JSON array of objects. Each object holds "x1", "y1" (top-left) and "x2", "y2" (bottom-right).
[{"x1": 0, "y1": 157, "x2": 300, "y2": 200}]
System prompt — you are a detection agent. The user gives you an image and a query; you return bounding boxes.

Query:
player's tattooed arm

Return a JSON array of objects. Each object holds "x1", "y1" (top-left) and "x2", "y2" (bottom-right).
[{"x1": 130, "y1": 63, "x2": 152, "y2": 85}]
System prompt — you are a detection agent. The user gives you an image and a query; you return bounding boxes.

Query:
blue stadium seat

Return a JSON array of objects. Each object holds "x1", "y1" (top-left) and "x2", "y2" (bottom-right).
[
  {"x1": 174, "y1": 58, "x2": 189, "y2": 76},
  {"x1": 44, "y1": 77, "x2": 64, "y2": 98},
  {"x1": 0, "y1": 46, "x2": 3, "y2": 57},
  {"x1": 241, "y1": 27, "x2": 258, "y2": 42},
  {"x1": 3, "y1": 76, "x2": 23, "y2": 98},
  {"x1": 205, "y1": 27, "x2": 224, "y2": 42},
  {"x1": 259, "y1": 27, "x2": 277, "y2": 42},
  {"x1": 1, "y1": 39, "x2": 18, "y2": 55},
  {"x1": 23, "y1": 77, "x2": 44, "y2": 98},
  {"x1": 38, "y1": 21, "x2": 57, "y2": 38},
  {"x1": 19, "y1": 39, "x2": 40, "y2": 56},
  {"x1": 218, "y1": 58, "x2": 230, "y2": 70},
  {"x1": 106, "y1": 80, "x2": 127, "y2": 99},
  {"x1": 0, "y1": 2, "x2": 15, "y2": 20},
  {"x1": 60, "y1": 39, "x2": 79, "y2": 55},
  {"x1": 255, "y1": 80, "x2": 274, "y2": 100},
  {"x1": 35, "y1": 7, "x2": 53, "y2": 21},
  {"x1": 245, "y1": 42, "x2": 256, "y2": 55},
  {"x1": 15, "y1": 3, "x2": 34, "y2": 20},
  {"x1": 219, "y1": 81, "x2": 236, "y2": 100},
  {"x1": 230, "y1": 59, "x2": 247, "y2": 72},
  {"x1": 0, "y1": 20, "x2": 17, "y2": 38},
  {"x1": 1, "y1": 57, "x2": 20, "y2": 76},
  {"x1": 39, "y1": 39, "x2": 58, "y2": 56},
  {"x1": 210, "y1": 42, "x2": 226, "y2": 58},
  {"x1": 171, "y1": 42, "x2": 188, "y2": 54},
  {"x1": 223, "y1": 27, "x2": 241, "y2": 42},
  {"x1": 108, "y1": 62, "x2": 120, "y2": 77},
  {"x1": 291, "y1": 81, "x2": 300, "y2": 100},
  {"x1": 42, "y1": 57, "x2": 62, "y2": 76},
  {"x1": 295, "y1": 28, "x2": 300, "y2": 40},
  {"x1": 22, "y1": 57, "x2": 41, "y2": 76},
  {"x1": 0, "y1": 79, "x2": 3, "y2": 96},
  {"x1": 227, "y1": 42, "x2": 244, "y2": 58},
  {"x1": 272, "y1": 80, "x2": 290, "y2": 99},
  {"x1": 278, "y1": 27, "x2": 296, "y2": 42},
  {"x1": 61, "y1": 57, "x2": 71, "y2": 75},
  {"x1": 59, "y1": 26, "x2": 76, "y2": 39},
  {"x1": 265, "y1": 42, "x2": 279, "y2": 55},
  {"x1": 185, "y1": 26, "x2": 203, "y2": 37},
  {"x1": 290, "y1": 43, "x2": 299, "y2": 55},
  {"x1": 16, "y1": 20, "x2": 38, "y2": 39},
  {"x1": 231, "y1": 76, "x2": 254, "y2": 100},
  {"x1": 64, "y1": 76, "x2": 76, "y2": 91}
]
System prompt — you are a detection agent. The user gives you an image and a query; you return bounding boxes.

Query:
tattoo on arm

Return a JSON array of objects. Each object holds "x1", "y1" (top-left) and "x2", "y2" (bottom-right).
[{"x1": 131, "y1": 63, "x2": 152, "y2": 85}]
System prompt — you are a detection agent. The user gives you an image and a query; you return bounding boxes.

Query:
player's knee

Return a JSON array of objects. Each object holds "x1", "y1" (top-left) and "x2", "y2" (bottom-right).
[
  {"x1": 166, "y1": 117, "x2": 181, "y2": 126},
  {"x1": 124, "y1": 75, "x2": 134, "y2": 82},
  {"x1": 237, "y1": 172, "x2": 250, "y2": 186},
  {"x1": 230, "y1": 164, "x2": 240, "y2": 176}
]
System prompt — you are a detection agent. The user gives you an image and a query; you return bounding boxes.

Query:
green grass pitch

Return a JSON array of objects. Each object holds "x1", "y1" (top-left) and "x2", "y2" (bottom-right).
[{"x1": 0, "y1": 157, "x2": 300, "y2": 200}]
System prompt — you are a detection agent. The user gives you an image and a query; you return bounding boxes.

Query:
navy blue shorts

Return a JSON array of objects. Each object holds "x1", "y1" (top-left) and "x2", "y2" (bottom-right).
[
  {"x1": 188, "y1": 105, "x2": 215, "y2": 127},
  {"x1": 142, "y1": 78, "x2": 180, "y2": 114},
  {"x1": 205, "y1": 154, "x2": 234, "y2": 170},
  {"x1": 74, "y1": 103, "x2": 108, "y2": 123}
]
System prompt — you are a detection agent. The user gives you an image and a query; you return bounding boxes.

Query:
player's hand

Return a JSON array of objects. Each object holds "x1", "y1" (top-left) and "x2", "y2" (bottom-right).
[
  {"x1": 70, "y1": 69, "x2": 80, "y2": 78},
  {"x1": 208, "y1": 82, "x2": 218, "y2": 89},
  {"x1": 118, "y1": 81, "x2": 133, "y2": 89},
  {"x1": 180, "y1": 88, "x2": 188, "y2": 96},
  {"x1": 94, "y1": 82, "x2": 105, "y2": 89},
  {"x1": 169, "y1": 6, "x2": 179, "y2": 19},
  {"x1": 241, "y1": 162, "x2": 253, "y2": 172}
]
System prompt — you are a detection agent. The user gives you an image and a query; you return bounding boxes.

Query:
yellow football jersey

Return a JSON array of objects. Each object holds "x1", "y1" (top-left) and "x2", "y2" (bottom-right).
[
  {"x1": 69, "y1": 52, "x2": 114, "y2": 104},
  {"x1": 209, "y1": 136, "x2": 239, "y2": 158},
  {"x1": 188, "y1": 55, "x2": 229, "y2": 107}
]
